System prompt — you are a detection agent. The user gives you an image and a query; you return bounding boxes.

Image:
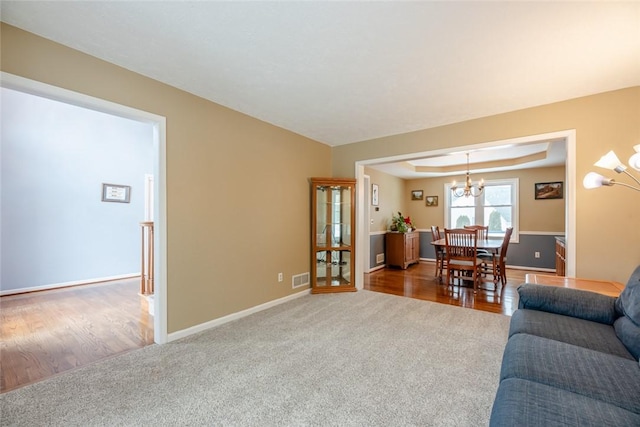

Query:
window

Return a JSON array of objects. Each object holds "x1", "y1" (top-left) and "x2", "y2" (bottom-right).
[{"x1": 444, "y1": 178, "x2": 518, "y2": 241}]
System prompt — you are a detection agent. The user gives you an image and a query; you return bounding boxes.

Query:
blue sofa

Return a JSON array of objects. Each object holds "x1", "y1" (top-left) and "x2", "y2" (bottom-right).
[{"x1": 490, "y1": 266, "x2": 640, "y2": 426}]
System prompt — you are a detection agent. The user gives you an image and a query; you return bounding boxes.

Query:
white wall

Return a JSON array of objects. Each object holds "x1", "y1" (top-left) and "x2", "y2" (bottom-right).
[{"x1": 1, "y1": 88, "x2": 153, "y2": 293}]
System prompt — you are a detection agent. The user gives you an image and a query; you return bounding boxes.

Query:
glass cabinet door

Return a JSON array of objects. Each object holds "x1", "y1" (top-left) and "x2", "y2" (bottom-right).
[
  {"x1": 315, "y1": 184, "x2": 352, "y2": 249},
  {"x1": 311, "y1": 178, "x2": 356, "y2": 293},
  {"x1": 314, "y1": 250, "x2": 351, "y2": 287}
]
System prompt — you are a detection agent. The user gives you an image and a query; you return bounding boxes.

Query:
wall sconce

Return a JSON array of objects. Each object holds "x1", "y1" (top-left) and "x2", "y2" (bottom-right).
[{"x1": 583, "y1": 145, "x2": 640, "y2": 192}]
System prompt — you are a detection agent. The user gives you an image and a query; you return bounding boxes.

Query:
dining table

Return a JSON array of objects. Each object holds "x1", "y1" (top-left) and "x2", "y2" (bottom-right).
[{"x1": 430, "y1": 237, "x2": 504, "y2": 285}]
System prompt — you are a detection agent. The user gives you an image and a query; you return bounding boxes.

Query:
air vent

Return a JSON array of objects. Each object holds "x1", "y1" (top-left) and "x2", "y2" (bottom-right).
[
  {"x1": 376, "y1": 253, "x2": 385, "y2": 264},
  {"x1": 292, "y1": 272, "x2": 310, "y2": 289}
]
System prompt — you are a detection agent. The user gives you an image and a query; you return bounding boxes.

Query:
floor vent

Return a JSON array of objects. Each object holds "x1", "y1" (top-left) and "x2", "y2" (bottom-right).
[
  {"x1": 376, "y1": 253, "x2": 385, "y2": 264},
  {"x1": 292, "y1": 272, "x2": 310, "y2": 289}
]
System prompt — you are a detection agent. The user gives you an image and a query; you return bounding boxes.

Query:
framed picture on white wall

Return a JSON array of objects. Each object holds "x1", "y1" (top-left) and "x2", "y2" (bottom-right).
[
  {"x1": 102, "y1": 183, "x2": 131, "y2": 203},
  {"x1": 372, "y1": 184, "x2": 379, "y2": 206}
]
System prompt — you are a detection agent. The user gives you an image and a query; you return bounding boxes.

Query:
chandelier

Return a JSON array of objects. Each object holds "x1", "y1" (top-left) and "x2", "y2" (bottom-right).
[{"x1": 451, "y1": 153, "x2": 485, "y2": 198}]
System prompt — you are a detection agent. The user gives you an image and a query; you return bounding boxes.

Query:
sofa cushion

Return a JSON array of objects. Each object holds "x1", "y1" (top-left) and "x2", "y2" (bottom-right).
[
  {"x1": 490, "y1": 378, "x2": 640, "y2": 427},
  {"x1": 500, "y1": 334, "x2": 640, "y2": 413},
  {"x1": 518, "y1": 284, "x2": 618, "y2": 324},
  {"x1": 615, "y1": 264, "x2": 640, "y2": 326},
  {"x1": 509, "y1": 309, "x2": 634, "y2": 360},
  {"x1": 614, "y1": 316, "x2": 640, "y2": 360}
]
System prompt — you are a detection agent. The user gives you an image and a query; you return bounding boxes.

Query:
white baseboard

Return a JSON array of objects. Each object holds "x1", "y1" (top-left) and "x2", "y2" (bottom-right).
[
  {"x1": 167, "y1": 289, "x2": 311, "y2": 342},
  {"x1": 0, "y1": 273, "x2": 140, "y2": 296}
]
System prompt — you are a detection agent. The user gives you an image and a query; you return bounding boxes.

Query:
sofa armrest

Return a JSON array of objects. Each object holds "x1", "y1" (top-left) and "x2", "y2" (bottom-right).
[{"x1": 517, "y1": 284, "x2": 618, "y2": 324}]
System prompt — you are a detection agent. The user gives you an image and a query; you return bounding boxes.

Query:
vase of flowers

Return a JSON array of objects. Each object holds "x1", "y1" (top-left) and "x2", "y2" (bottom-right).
[{"x1": 391, "y1": 211, "x2": 414, "y2": 232}]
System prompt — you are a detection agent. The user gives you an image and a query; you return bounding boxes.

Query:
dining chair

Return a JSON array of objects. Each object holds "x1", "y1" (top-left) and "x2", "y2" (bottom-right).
[
  {"x1": 464, "y1": 224, "x2": 494, "y2": 279},
  {"x1": 430, "y1": 225, "x2": 446, "y2": 280},
  {"x1": 444, "y1": 228, "x2": 484, "y2": 294},
  {"x1": 477, "y1": 226, "x2": 513, "y2": 289},
  {"x1": 492, "y1": 227, "x2": 514, "y2": 287},
  {"x1": 463, "y1": 225, "x2": 491, "y2": 256}
]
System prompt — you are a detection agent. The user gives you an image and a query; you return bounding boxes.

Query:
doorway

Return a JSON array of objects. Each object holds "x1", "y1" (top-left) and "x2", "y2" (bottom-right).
[
  {"x1": 354, "y1": 130, "x2": 576, "y2": 290},
  {"x1": 1, "y1": 72, "x2": 167, "y2": 344}
]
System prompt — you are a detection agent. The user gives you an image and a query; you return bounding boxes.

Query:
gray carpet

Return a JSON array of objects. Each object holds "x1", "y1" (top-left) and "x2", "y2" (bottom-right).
[{"x1": 0, "y1": 290, "x2": 510, "y2": 426}]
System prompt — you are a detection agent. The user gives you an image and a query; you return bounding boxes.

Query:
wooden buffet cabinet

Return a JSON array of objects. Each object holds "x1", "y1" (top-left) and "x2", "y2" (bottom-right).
[
  {"x1": 386, "y1": 231, "x2": 420, "y2": 269},
  {"x1": 555, "y1": 237, "x2": 566, "y2": 277}
]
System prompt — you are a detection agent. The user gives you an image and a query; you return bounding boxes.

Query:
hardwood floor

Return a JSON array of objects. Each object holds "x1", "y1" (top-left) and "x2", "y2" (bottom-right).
[
  {"x1": 365, "y1": 261, "x2": 535, "y2": 316},
  {"x1": 0, "y1": 278, "x2": 154, "y2": 393}
]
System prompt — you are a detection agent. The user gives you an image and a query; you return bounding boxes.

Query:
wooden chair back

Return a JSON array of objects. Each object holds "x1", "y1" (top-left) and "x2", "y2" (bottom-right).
[
  {"x1": 444, "y1": 228, "x2": 478, "y2": 261},
  {"x1": 464, "y1": 224, "x2": 489, "y2": 240},
  {"x1": 430, "y1": 225, "x2": 441, "y2": 242},
  {"x1": 498, "y1": 227, "x2": 514, "y2": 262},
  {"x1": 444, "y1": 228, "x2": 483, "y2": 293},
  {"x1": 490, "y1": 227, "x2": 514, "y2": 286},
  {"x1": 431, "y1": 225, "x2": 447, "y2": 280}
]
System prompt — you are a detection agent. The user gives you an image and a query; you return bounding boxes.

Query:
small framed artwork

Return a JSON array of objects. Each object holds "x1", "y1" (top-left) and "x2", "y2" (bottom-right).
[
  {"x1": 102, "y1": 183, "x2": 131, "y2": 203},
  {"x1": 411, "y1": 190, "x2": 423, "y2": 201},
  {"x1": 371, "y1": 184, "x2": 379, "y2": 206},
  {"x1": 425, "y1": 196, "x2": 438, "y2": 207},
  {"x1": 535, "y1": 182, "x2": 563, "y2": 200}
]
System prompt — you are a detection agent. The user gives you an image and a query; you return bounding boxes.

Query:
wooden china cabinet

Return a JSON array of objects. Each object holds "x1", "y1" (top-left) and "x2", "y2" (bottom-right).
[
  {"x1": 310, "y1": 178, "x2": 356, "y2": 294},
  {"x1": 555, "y1": 237, "x2": 566, "y2": 276}
]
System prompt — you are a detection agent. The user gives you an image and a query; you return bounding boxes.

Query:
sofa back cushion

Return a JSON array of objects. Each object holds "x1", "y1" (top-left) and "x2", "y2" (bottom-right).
[
  {"x1": 615, "y1": 265, "x2": 640, "y2": 325},
  {"x1": 614, "y1": 265, "x2": 640, "y2": 360},
  {"x1": 614, "y1": 316, "x2": 640, "y2": 360},
  {"x1": 518, "y1": 284, "x2": 617, "y2": 324}
]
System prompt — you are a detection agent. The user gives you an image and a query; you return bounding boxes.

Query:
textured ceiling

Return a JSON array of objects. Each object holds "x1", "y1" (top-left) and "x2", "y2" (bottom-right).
[{"x1": 2, "y1": 1, "x2": 639, "y2": 149}]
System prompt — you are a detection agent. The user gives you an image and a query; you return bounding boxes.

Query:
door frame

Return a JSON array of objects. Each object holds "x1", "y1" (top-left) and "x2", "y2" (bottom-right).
[
  {"x1": 354, "y1": 130, "x2": 576, "y2": 290},
  {"x1": 1, "y1": 72, "x2": 168, "y2": 344}
]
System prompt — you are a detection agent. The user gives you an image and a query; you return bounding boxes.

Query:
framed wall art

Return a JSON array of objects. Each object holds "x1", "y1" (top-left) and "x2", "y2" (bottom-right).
[
  {"x1": 411, "y1": 190, "x2": 423, "y2": 200},
  {"x1": 102, "y1": 183, "x2": 131, "y2": 203},
  {"x1": 371, "y1": 183, "x2": 379, "y2": 206},
  {"x1": 534, "y1": 181, "x2": 563, "y2": 200},
  {"x1": 425, "y1": 196, "x2": 438, "y2": 207}
]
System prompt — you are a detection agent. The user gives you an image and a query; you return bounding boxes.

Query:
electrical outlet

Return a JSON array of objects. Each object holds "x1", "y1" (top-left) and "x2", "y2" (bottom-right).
[
  {"x1": 278, "y1": 272, "x2": 283, "y2": 282},
  {"x1": 534, "y1": 252, "x2": 540, "y2": 259}
]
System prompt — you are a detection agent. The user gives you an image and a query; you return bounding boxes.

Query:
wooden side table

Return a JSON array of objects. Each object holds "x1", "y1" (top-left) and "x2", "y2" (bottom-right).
[{"x1": 525, "y1": 274, "x2": 625, "y2": 297}]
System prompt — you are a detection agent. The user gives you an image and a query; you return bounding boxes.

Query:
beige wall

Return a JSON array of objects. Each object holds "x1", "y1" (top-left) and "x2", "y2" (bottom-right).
[
  {"x1": 335, "y1": 88, "x2": 640, "y2": 283},
  {"x1": 1, "y1": 24, "x2": 332, "y2": 333},
  {"x1": 399, "y1": 166, "x2": 566, "y2": 233},
  {"x1": 364, "y1": 167, "x2": 406, "y2": 233}
]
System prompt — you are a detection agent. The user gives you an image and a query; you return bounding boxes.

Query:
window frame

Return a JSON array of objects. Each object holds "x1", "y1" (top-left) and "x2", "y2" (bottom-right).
[{"x1": 443, "y1": 178, "x2": 519, "y2": 243}]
